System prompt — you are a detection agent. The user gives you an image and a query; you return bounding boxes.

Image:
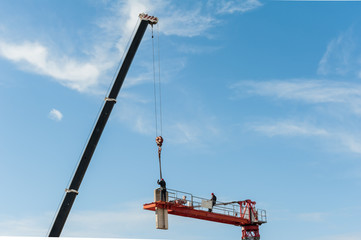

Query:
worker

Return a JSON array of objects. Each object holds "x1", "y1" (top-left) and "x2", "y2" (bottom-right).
[
  {"x1": 181, "y1": 195, "x2": 187, "y2": 204},
  {"x1": 176, "y1": 195, "x2": 187, "y2": 205},
  {"x1": 157, "y1": 178, "x2": 167, "y2": 201},
  {"x1": 208, "y1": 193, "x2": 217, "y2": 212}
]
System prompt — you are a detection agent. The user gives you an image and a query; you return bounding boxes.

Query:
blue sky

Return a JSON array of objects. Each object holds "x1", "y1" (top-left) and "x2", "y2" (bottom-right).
[{"x1": 1, "y1": 0, "x2": 361, "y2": 239}]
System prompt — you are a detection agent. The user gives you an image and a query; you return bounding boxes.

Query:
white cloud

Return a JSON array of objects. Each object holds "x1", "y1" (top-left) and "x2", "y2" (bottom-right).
[
  {"x1": 0, "y1": 41, "x2": 100, "y2": 92},
  {"x1": 116, "y1": 101, "x2": 154, "y2": 135},
  {"x1": 339, "y1": 133, "x2": 361, "y2": 154},
  {"x1": 0, "y1": 215, "x2": 48, "y2": 236},
  {"x1": 284, "y1": 0, "x2": 361, "y2": 1},
  {"x1": 214, "y1": 0, "x2": 263, "y2": 14},
  {"x1": 310, "y1": 233, "x2": 361, "y2": 240},
  {"x1": 251, "y1": 121, "x2": 329, "y2": 137},
  {"x1": 116, "y1": 99, "x2": 221, "y2": 148},
  {"x1": 0, "y1": 206, "x2": 155, "y2": 238},
  {"x1": 0, "y1": 0, "x2": 262, "y2": 94},
  {"x1": 297, "y1": 212, "x2": 328, "y2": 222},
  {"x1": 231, "y1": 79, "x2": 361, "y2": 154},
  {"x1": 63, "y1": 209, "x2": 154, "y2": 238},
  {"x1": 108, "y1": 0, "x2": 216, "y2": 39},
  {"x1": 318, "y1": 29, "x2": 354, "y2": 76},
  {"x1": 176, "y1": 44, "x2": 222, "y2": 55},
  {"x1": 250, "y1": 120, "x2": 361, "y2": 155},
  {"x1": 227, "y1": 24, "x2": 361, "y2": 156},
  {"x1": 158, "y1": 5, "x2": 216, "y2": 37},
  {"x1": 113, "y1": 0, "x2": 261, "y2": 38},
  {"x1": 48, "y1": 109, "x2": 63, "y2": 122},
  {"x1": 167, "y1": 121, "x2": 220, "y2": 146},
  {"x1": 231, "y1": 80, "x2": 361, "y2": 114},
  {"x1": 318, "y1": 27, "x2": 361, "y2": 77}
]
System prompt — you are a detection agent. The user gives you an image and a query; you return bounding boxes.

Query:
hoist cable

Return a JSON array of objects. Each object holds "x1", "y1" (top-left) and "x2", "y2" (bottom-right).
[
  {"x1": 157, "y1": 23, "x2": 163, "y2": 136},
  {"x1": 158, "y1": 153, "x2": 162, "y2": 180},
  {"x1": 152, "y1": 24, "x2": 164, "y2": 180},
  {"x1": 151, "y1": 26, "x2": 159, "y2": 137}
]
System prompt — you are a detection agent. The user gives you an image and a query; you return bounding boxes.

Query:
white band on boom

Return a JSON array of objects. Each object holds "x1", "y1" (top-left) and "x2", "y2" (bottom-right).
[
  {"x1": 105, "y1": 97, "x2": 117, "y2": 103},
  {"x1": 65, "y1": 189, "x2": 79, "y2": 194}
]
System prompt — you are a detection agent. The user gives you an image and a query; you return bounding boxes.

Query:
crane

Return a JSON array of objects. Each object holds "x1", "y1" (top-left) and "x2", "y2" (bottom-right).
[
  {"x1": 48, "y1": 13, "x2": 158, "y2": 237},
  {"x1": 48, "y1": 13, "x2": 266, "y2": 240}
]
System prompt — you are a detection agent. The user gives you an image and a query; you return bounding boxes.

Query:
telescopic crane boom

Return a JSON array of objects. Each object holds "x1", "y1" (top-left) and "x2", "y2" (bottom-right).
[{"x1": 48, "y1": 13, "x2": 158, "y2": 237}]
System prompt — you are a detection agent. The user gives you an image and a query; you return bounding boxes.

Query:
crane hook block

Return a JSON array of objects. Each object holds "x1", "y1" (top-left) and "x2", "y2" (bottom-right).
[
  {"x1": 156, "y1": 136, "x2": 164, "y2": 147},
  {"x1": 139, "y1": 13, "x2": 159, "y2": 24}
]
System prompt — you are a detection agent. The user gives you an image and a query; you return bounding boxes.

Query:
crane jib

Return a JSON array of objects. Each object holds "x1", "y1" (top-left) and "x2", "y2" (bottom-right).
[{"x1": 48, "y1": 14, "x2": 157, "y2": 237}]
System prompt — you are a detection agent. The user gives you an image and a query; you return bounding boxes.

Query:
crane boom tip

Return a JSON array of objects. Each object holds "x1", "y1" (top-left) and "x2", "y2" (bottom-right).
[{"x1": 139, "y1": 13, "x2": 159, "y2": 24}]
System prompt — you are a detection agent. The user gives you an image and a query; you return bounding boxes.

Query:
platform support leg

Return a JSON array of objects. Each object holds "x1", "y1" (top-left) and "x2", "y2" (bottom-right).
[{"x1": 154, "y1": 188, "x2": 168, "y2": 230}]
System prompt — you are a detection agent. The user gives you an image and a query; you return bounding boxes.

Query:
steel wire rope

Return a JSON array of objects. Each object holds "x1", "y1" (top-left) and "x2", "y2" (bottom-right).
[
  {"x1": 157, "y1": 23, "x2": 163, "y2": 136},
  {"x1": 152, "y1": 24, "x2": 164, "y2": 180},
  {"x1": 152, "y1": 24, "x2": 164, "y2": 136},
  {"x1": 47, "y1": 18, "x2": 141, "y2": 235},
  {"x1": 151, "y1": 26, "x2": 159, "y2": 137}
]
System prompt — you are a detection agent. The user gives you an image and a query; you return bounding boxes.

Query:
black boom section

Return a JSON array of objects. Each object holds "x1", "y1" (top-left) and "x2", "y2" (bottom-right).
[{"x1": 49, "y1": 16, "x2": 155, "y2": 237}]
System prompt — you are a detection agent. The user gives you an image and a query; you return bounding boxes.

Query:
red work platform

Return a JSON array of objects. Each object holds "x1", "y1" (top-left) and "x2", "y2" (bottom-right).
[
  {"x1": 143, "y1": 189, "x2": 266, "y2": 240},
  {"x1": 144, "y1": 200, "x2": 251, "y2": 226}
]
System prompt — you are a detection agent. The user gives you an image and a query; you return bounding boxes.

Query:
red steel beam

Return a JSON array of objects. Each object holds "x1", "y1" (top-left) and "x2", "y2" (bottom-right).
[{"x1": 144, "y1": 201, "x2": 253, "y2": 226}]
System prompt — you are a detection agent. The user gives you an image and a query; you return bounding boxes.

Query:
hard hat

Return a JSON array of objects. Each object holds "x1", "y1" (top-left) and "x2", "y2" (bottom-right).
[{"x1": 211, "y1": 193, "x2": 214, "y2": 195}]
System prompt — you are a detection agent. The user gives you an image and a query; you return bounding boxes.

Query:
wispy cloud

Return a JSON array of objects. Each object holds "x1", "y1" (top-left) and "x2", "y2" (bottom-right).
[
  {"x1": 212, "y1": 0, "x2": 263, "y2": 14},
  {"x1": 0, "y1": 205, "x2": 155, "y2": 238},
  {"x1": 167, "y1": 120, "x2": 221, "y2": 146},
  {"x1": 112, "y1": 0, "x2": 261, "y2": 39},
  {"x1": 115, "y1": 99, "x2": 221, "y2": 148},
  {"x1": 0, "y1": 0, "x2": 262, "y2": 95},
  {"x1": 280, "y1": 0, "x2": 361, "y2": 1},
  {"x1": 230, "y1": 79, "x2": 361, "y2": 114},
  {"x1": 48, "y1": 108, "x2": 63, "y2": 122},
  {"x1": 310, "y1": 233, "x2": 361, "y2": 240},
  {"x1": 175, "y1": 43, "x2": 222, "y2": 55},
  {"x1": 153, "y1": 1, "x2": 216, "y2": 38},
  {"x1": 251, "y1": 121, "x2": 329, "y2": 137},
  {"x1": 0, "y1": 214, "x2": 48, "y2": 236},
  {"x1": 116, "y1": 101, "x2": 154, "y2": 135},
  {"x1": 297, "y1": 212, "x2": 328, "y2": 222},
  {"x1": 318, "y1": 27, "x2": 361, "y2": 77},
  {"x1": 231, "y1": 79, "x2": 361, "y2": 154},
  {"x1": 249, "y1": 120, "x2": 361, "y2": 154},
  {"x1": 0, "y1": 41, "x2": 100, "y2": 92},
  {"x1": 63, "y1": 208, "x2": 154, "y2": 238},
  {"x1": 339, "y1": 133, "x2": 361, "y2": 154}
]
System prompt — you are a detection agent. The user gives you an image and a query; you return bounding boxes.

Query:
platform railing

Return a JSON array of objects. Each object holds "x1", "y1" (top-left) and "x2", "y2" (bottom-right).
[
  {"x1": 257, "y1": 209, "x2": 267, "y2": 223},
  {"x1": 166, "y1": 189, "x2": 266, "y2": 222}
]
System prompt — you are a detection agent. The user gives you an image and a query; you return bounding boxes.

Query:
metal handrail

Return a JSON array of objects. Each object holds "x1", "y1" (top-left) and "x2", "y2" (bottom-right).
[
  {"x1": 165, "y1": 189, "x2": 266, "y2": 222},
  {"x1": 257, "y1": 209, "x2": 267, "y2": 223}
]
